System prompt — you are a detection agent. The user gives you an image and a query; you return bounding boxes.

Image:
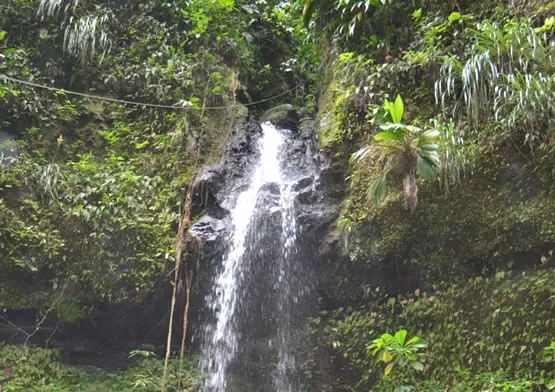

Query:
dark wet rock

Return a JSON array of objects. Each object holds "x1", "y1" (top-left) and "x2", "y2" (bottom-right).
[
  {"x1": 259, "y1": 182, "x2": 281, "y2": 195},
  {"x1": 256, "y1": 183, "x2": 281, "y2": 209},
  {"x1": 317, "y1": 158, "x2": 347, "y2": 199},
  {"x1": 192, "y1": 167, "x2": 227, "y2": 218},
  {"x1": 186, "y1": 111, "x2": 347, "y2": 390},
  {"x1": 292, "y1": 176, "x2": 314, "y2": 191},
  {"x1": 260, "y1": 104, "x2": 299, "y2": 130},
  {"x1": 299, "y1": 117, "x2": 315, "y2": 140},
  {"x1": 295, "y1": 188, "x2": 318, "y2": 205},
  {"x1": 190, "y1": 216, "x2": 227, "y2": 244}
]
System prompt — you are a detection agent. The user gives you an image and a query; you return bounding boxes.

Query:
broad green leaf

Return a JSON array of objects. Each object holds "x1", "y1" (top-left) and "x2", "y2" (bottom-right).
[
  {"x1": 448, "y1": 12, "x2": 461, "y2": 22},
  {"x1": 411, "y1": 361, "x2": 424, "y2": 371},
  {"x1": 395, "y1": 330, "x2": 408, "y2": 345},
  {"x1": 382, "y1": 351, "x2": 393, "y2": 363},
  {"x1": 0, "y1": 31, "x2": 6, "y2": 41},
  {"x1": 375, "y1": 131, "x2": 403, "y2": 142},
  {"x1": 371, "y1": 106, "x2": 392, "y2": 126},
  {"x1": 419, "y1": 143, "x2": 439, "y2": 151},
  {"x1": 421, "y1": 150, "x2": 440, "y2": 167},
  {"x1": 406, "y1": 336, "x2": 421, "y2": 345},
  {"x1": 419, "y1": 129, "x2": 440, "y2": 144},
  {"x1": 386, "y1": 95, "x2": 404, "y2": 124},
  {"x1": 417, "y1": 155, "x2": 438, "y2": 178},
  {"x1": 384, "y1": 361, "x2": 394, "y2": 376}
]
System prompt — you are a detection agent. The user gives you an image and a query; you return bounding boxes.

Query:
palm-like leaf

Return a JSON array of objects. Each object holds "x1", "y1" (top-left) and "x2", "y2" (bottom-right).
[
  {"x1": 350, "y1": 145, "x2": 371, "y2": 163},
  {"x1": 302, "y1": 0, "x2": 319, "y2": 27},
  {"x1": 374, "y1": 130, "x2": 404, "y2": 141},
  {"x1": 38, "y1": 0, "x2": 79, "y2": 19},
  {"x1": 353, "y1": 96, "x2": 441, "y2": 211},
  {"x1": 435, "y1": 19, "x2": 554, "y2": 148},
  {"x1": 367, "y1": 172, "x2": 388, "y2": 204},
  {"x1": 417, "y1": 154, "x2": 439, "y2": 178}
]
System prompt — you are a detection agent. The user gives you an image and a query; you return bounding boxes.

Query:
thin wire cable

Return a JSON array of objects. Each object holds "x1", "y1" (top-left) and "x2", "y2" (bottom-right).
[{"x1": 0, "y1": 74, "x2": 298, "y2": 110}]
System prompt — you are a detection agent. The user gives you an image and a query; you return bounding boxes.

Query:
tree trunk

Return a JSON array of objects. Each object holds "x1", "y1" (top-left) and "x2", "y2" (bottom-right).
[{"x1": 403, "y1": 171, "x2": 418, "y2": 213}]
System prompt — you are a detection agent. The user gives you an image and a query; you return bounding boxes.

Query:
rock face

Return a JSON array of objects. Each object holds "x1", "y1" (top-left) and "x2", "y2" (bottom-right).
[
  {"x1": 259, "y1": 104, "x2": 300, "y2": 130},
  {"x1": 189, "y1": 115, "x2": 345, "y2": 304},
  {"x1": 187, "y1": 110, "x2": 346, "y2": 390}
]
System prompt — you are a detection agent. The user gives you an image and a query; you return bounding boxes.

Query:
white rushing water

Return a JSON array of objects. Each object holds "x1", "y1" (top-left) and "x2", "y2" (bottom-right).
[{"x1": 201, "y1": 123, "x2": 302, "y2": 392}]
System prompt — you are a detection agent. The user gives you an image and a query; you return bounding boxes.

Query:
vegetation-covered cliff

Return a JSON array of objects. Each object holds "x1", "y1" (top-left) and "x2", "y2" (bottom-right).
[{"x1": 1, "y1": 0, "x2": 554, "y2": 391}]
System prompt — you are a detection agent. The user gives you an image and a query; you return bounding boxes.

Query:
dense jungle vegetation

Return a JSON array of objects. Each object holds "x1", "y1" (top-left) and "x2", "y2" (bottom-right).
[{"x1": 1, "y1": 0, "x2": 554, "y2": 391}]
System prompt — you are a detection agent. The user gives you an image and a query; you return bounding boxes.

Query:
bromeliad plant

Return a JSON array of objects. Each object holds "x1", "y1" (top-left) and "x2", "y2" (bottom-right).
[
  {"x1": 367, "y1": 330, "x2": 427, "y2": 391},
  {"x1": 352, "y1": 95, "x2": 440, "y2": 212}
]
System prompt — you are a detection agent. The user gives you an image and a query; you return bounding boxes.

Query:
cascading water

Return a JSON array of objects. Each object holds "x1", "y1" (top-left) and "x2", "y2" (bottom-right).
[{"x1": 199, "y1": 122, "x2": 318, "y2": 392}]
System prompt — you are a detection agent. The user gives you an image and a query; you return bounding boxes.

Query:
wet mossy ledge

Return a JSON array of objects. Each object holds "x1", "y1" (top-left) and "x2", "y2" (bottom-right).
[
  {"x1": 259, "y1": 104, "x2": 300, "y2": 130},
  {"x1": 307, "y1": 0, "x2": 555, "y2": 390}
]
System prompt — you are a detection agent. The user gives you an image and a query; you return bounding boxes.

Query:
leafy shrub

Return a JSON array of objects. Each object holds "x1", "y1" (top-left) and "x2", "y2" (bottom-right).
[
  {"x1": 0, "y1": 344, "x2": 200, "y2": 392},
  {"x1": 314, "y1": 268, "x2": 555, "y2": 391}
]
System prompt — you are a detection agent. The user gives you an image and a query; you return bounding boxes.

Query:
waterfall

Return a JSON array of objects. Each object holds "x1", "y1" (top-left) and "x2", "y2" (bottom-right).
[{"x1": 199, "y1": 122, "x2": 317, "y2": 392}]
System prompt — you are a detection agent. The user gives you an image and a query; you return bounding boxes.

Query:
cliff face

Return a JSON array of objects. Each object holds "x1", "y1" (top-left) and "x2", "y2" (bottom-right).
[
  {"x1": 305, "y1": 0, "x2": 555, "y2": 390},
  {"x1": 1, "y1": 0, "x2": 554, "y2": 390}
]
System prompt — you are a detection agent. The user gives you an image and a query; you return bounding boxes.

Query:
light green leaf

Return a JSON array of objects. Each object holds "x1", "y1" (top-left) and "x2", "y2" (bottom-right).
[
  {"x1": 419, "y1": 129, "x2": 440, "y2": 144},
  {"x1": 395, "y1": 330, "x2": 408, "y2": 345},
  {"x1": 411, "y1": 361, "x2": 424, "y2": 371},
  {"x1": 135, "y1": 140, "x2": 150, "y2": 149},
  {"x1": 382, "y1": 351, "x2": 393, "y2": 363},
  {"x1": 384, "y1": 361, "x2": 395, "y2": 376},
  {"x1": 0, "y1": 31, "x2": 6, "y2": 41},
  {"x1": 375, "y1": 131, "x2": 404, "y2": 142},
  {"x1": 386, "y1": 95, "x2": 404, "y2": 124},
  {"x1": 406, "y1": 336, "x2": 421, "y2": 345},
  {"x1": 448, "y1": 12, "x2": 461, "y2": 22},
  {"x1": 412, "y1": 8, "x2": 423, "y2": 20}
]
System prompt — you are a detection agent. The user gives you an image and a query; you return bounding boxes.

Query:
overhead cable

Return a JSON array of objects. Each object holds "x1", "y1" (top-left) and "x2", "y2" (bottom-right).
[{"x1": 0, "y1": 74, "x2": 298, "y2": 110}]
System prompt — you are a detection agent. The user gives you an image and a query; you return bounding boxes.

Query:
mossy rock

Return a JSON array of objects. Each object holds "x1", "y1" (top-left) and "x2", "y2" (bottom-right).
[{"x1": 259, "y1": 104, "x2": 299, "y2": 130}]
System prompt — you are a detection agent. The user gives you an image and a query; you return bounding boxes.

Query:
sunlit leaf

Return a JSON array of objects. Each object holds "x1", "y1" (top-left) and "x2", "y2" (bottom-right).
[{"x1": 384, "y1": 361, "x2": 394, "y2": 376}]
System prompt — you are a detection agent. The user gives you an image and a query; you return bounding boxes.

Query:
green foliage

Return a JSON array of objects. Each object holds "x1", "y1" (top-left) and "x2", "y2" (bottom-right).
[
  {"x1": 302, "y1": 0, "x2": 413, "y2": 54},
  {"x1": 308, "y1": 1, "x2": 555, "y2": 391},
  {"x1": 312, "y1": 268, "x2": 555, "y2": 391},
  {"x1": 368, "y1": 329, "x2": 427, "y2": 378},
  {"x1": 434, "y1": 118, "x2": 473, "y2": 196},
  {"x1": 351, "y1": 95, "x2": 440, "y2": 212},
  {"x1": 435, "y1": 19, "x2": 555, "y2": 149},
  {"x1": 63, "y1": 14, "x2": 112, "y2": 66},
  {"x1": 0, "y1": 344, "x2": 200, "y2": 391},
  {"x1": 1, "y1": 0, "x2": 304, "y2": 313}
]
